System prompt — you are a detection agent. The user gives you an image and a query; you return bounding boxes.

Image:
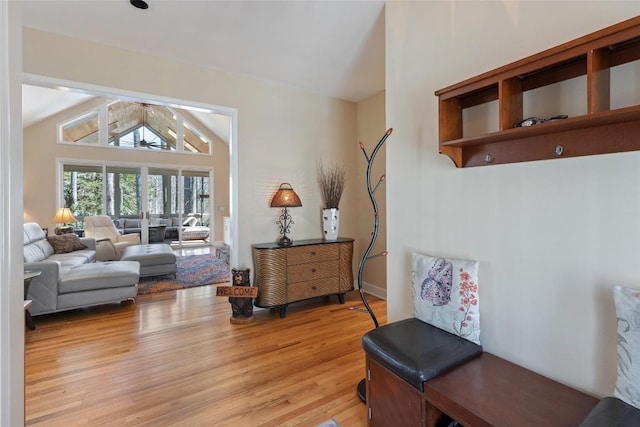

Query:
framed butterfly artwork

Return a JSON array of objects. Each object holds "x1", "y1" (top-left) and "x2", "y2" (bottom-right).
[{"x1": 411, "y1": 253, "x2": 481, "y2": 345}]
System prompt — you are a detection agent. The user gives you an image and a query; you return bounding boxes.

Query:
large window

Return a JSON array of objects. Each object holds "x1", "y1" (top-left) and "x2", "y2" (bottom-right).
[
  {"x1": 61, "y1": 162, "x2": 213, "y2": 246},
  {"x1": 60, "y1": 111, "x2": 99, "y2": 144},
  {"x1": 148, "y1": 168, "x2": 179, "y2": 219},
  {"x1": 58, "y1": 100, "x2": 212, "y2": 155},
  {"x1": 106, "y1": 166, "x2": 142, "y2": 218},
  {"x1": 108, "y1": 102, "x2": 178, "y2": 151},
  {"x1": 63, "y1": 164, "x2": 103, "y2": 227},
  {"x1": 183, "y1": 170, "x2": 210, "y2": 227}
]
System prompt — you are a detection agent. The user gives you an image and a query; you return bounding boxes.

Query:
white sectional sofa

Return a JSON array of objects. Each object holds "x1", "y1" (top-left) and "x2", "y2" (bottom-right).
[{"x1": 23, "y1": 222, "x2": 140, "y2": 315}]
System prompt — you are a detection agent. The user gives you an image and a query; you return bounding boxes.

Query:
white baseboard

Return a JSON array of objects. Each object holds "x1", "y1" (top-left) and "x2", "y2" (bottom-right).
[{"x1": 355, "y1": 280, "x2": 387, "y2": 300}]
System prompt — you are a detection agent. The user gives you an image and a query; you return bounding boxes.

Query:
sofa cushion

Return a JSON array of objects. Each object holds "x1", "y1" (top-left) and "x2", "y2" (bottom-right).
[
  {"x1": 46, "y1": 234, "x2": 87, "y2": 254},
  {"x1": 23, "y1": 222, "x2": 55, "y2": 262},
  {"x1": 24, "y1": 240, "x2": 55, "y2": 263},
  {"x1": 49, "y1": 250, "x2": 96, "y2": 269},
  {"x1": 59, "y1": 261, "x2": 140, "y2": 293},
  {"x1": 412, "y1": 253, "x2": 481, "y2": 345},
  {"x1": 24, "y1": 222, "x2": 45, "y2": 245},
  {"x1": 613, "y1": 285, "x2": 640, "y2": 410},
  {"x1": 124, "y1": 218, "x2": 141, "y2": 229}
]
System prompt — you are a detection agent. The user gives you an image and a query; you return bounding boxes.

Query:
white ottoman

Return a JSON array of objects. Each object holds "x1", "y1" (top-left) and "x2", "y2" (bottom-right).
[{"x1": 121, "y1": 244, "x2": 177, "y2": 278}]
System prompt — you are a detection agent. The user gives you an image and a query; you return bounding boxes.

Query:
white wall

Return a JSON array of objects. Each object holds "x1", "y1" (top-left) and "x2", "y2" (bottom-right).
[
  {"x1": 356, "y1": 91, "x2": 387, "y2": 297},
  {"x1": 22, "y1": 28, "x2": 358, "y2": 271},
  {"x1": 386, "y1": 1, "x2": 640, "y2": 397}
]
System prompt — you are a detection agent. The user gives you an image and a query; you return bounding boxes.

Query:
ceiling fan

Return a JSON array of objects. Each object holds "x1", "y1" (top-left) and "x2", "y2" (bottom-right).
[{"x1": 137, "y1": 103, "x2": 166, "y2": 149}]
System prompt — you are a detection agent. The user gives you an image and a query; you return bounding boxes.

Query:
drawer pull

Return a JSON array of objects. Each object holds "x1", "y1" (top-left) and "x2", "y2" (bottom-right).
[
  {"x1": 311, "y1": 268, "x2": 317, "y2": 273},
  {"x1": 310, "y1": 251, "x2": 316, "y2": 256},
  {"x1": 312, "y1": 286, "x2": 317, "y2": 290}
]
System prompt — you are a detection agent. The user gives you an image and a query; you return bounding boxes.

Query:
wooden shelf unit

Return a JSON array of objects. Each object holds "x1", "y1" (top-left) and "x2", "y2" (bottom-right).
[{"x1": 435, "y1": 16, "x2": 640, "y2": 168}]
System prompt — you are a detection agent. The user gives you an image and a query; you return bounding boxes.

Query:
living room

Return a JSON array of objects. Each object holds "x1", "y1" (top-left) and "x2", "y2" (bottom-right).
[
  {"x1": 4, "y1": 1, "x2": 640, "y2": 426},
  {"x1": 22, "y1": 88, "x2": 231, "y2": 250}
]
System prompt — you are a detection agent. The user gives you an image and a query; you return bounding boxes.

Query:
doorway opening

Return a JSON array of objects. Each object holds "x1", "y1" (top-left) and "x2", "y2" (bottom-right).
[{"x1": 22, "y1": 75, "x2": 238, "y2": 263}]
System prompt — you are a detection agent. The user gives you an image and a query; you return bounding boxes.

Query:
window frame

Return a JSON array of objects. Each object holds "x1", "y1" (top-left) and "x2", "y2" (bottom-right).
[
  {"x1": 57, "y1": 100, "x2": 213, "y2": 156},
  {"x1": 57, "y1": 158, "x2": 214, "y2": 246}
]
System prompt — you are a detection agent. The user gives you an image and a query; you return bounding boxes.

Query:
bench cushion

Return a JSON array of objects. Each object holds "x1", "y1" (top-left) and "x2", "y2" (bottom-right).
[
  {"x1": 579, "y1": 397, "x2": 640, "y2": 427},
  {"x1": 362, "y1": 318, "x2": 482, "y2": 391}
]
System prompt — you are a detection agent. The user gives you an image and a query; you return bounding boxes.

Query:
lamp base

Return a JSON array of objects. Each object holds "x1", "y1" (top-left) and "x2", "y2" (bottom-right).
[
  {"x1": 357, "y1": 378, "x2": 366, "y2": 403},
  {"x1": 55, "y1": 225, "x2": 74, "y2": 235},
  {"x1": 277, "y1": 235, "x2": 293, "y2": 246}
]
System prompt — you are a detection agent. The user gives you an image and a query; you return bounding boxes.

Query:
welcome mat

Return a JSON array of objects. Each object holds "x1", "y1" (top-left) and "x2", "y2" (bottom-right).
[{"x1": 137, "y1": 254, "x2": 230, "y2": 295}]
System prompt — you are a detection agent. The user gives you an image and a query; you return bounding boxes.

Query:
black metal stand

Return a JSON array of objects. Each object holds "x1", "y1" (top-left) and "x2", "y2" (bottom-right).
[
  {"x1": 356, "y1": 128, "x2": 392, "y2": 404},
  {"x1": 276, "y1": 207, "x2": 294, "y2": 246},
  {"x1": 357, "y1": 378, "x2": 367, "y2": 403}
]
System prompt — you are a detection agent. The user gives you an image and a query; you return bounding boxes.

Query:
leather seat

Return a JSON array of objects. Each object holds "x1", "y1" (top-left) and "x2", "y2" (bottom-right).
[
  {"x1": 579, "y1": 397, "x2": 640, "y2": 427},
  {"x1": 84, "y1": 215, "x2": 140, "y2": 260},
  {"x1": 362, "y1": 318, "x2": 483, "y2": 391}
]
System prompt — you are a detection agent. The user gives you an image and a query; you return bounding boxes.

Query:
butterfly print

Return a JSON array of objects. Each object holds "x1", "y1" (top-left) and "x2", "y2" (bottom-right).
[{"x1": 421, "y1": 258, "x2": 453, "y2": 306}]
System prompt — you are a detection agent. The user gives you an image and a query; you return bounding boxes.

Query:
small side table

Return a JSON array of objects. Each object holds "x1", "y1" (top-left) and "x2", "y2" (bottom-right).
[
  {"x1": 148, "y1": 225, "x2": 167, "y2": 243},
  {"x1": 24, "y1": 270, "x2": 41, "y2": 330}
]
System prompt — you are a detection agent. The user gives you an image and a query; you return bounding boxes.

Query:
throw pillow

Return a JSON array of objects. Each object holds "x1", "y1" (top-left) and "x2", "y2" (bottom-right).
[
  {"x1": 411, "y1": 253, "x2": 481, "y2": 345},
  {"x1": 47, "y1": 234, "x2": 87, "y2": 254},
  {"x1": 613, "y1": 285, "x2": 640, "y2": 410}
]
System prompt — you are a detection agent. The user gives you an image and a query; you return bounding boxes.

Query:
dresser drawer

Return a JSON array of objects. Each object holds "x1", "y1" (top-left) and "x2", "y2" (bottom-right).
[
  {"x1": 288, "y1": 277, "x2": 339, "y2": 301},
  {"x1": 287, "y1": 260, "x2": 338, "y2": 283},
  {"x1": 286, "y1": 244, "x2": 338, "y2": 265}
]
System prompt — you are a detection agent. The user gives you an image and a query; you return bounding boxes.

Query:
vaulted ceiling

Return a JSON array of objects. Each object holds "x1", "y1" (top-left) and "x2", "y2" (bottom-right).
[{"x1": 20, "y1": 0, "x2": 386, "y2": 129}]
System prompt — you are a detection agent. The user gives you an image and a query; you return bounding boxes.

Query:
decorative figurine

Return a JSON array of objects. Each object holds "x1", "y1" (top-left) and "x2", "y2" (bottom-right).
[{"x1": 229, "y1": 268, "x2": 255, "y2": 324}]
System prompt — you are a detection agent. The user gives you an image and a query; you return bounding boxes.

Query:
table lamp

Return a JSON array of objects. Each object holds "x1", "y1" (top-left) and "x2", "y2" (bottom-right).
[
  {"x1": 52, "y1": 208, "x2": 77, "y2": 235},
  {"x1": 270, "y1": 183, "x2": 302, "y2": 246}
]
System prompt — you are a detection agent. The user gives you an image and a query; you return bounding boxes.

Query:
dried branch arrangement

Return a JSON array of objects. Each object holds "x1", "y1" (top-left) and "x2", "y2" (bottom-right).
[{"x1": 317, "y1": 162, "x2": 346, "y2": 209}]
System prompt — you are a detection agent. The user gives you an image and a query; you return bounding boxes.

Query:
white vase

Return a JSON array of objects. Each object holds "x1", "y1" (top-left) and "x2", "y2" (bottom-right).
[{"x1": 322, "y1": 208, "x2": 339, "y2": 240}]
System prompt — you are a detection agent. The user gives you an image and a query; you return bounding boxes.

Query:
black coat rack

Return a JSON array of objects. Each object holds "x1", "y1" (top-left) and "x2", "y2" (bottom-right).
[{"x1": 356, "y1": 128, "x2": 392, "y2": 403}]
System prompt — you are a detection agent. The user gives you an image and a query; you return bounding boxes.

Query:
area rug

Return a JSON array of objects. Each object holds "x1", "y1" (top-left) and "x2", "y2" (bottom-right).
[{"x1": 137, "y1": 254, "x2": 230, "y2": 295}]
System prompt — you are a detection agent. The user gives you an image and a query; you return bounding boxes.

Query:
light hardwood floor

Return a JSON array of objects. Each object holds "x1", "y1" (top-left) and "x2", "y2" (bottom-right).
[{"x1": 25, "y1": 285, "x2": 386, "y2": 426}]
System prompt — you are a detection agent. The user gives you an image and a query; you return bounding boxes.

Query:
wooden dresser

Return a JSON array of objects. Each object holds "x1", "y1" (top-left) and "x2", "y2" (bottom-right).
[{"x1": 252, "y1": 238, "x2": 354, "y2": 317}]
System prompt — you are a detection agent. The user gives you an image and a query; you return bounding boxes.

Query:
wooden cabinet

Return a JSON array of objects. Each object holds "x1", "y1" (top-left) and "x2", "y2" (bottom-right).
[
  {"x1": 435, "y1": 16, "x2": 640, "y2": 167},
  {"x1": 366, "y1": 353, "x2": 597, "y2": 427},
  {"x1": 252, "y1": 238, "x2": 354, "y2": 317}
]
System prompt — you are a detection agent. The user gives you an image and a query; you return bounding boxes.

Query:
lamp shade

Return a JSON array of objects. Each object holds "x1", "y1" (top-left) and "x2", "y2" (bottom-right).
[
  {"x1": 270, "y1": 183, "x2": 302, "y2": 208},
  {"x1": 52, "y1": 208, "x2": 77, "y2": 224}
]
